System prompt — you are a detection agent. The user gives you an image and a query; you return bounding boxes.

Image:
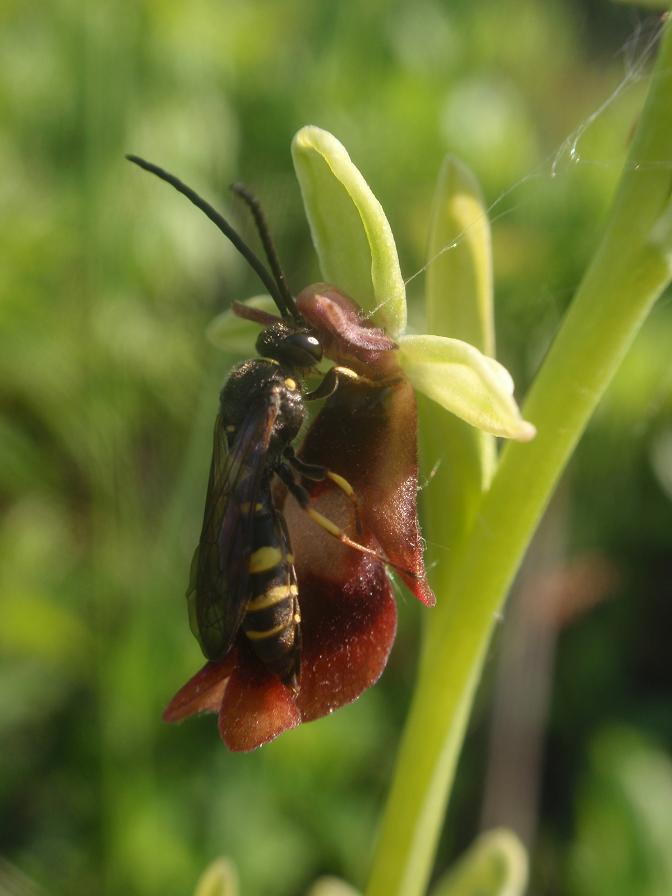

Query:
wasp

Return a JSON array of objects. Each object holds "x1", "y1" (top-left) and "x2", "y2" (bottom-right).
[{"x1": 127, "y1": 156, "x2": 411, "y2": 694}]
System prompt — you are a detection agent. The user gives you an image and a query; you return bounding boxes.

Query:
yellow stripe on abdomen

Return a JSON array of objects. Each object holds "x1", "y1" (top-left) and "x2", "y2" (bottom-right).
[
  {"x1": 248, "y1": 546, "x2": 283, "y2": 573},
  {"x1": 245, "y1": 620, "x2": 289, "y2": 641},
  {"x1": 247, "y1": 583, "x2": 298, "y2": 612}
]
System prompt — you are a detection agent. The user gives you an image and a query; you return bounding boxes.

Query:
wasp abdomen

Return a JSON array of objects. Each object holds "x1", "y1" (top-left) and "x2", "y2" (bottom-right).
[{"x1": 243, "y1": 502, "x2": 300, "y2": 687}]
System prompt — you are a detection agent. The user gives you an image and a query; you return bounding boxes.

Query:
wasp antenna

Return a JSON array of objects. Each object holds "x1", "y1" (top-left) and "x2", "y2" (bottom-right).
[
  {"x1": 125, "y1": 154, "x2": 289, "y2": 315},
  {"x1": 230, "y1": 182, "x2": 301, "y2": 321}
]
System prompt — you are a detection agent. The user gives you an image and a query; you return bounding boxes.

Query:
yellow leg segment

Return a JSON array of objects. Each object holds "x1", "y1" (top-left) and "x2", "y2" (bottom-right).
[{"x1": 305, "y1": 508, "x2": 416, "y2": 578}]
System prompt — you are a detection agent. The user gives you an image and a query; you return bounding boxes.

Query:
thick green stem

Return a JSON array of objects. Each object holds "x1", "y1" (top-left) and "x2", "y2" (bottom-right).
[{"x1": 366, "y1": 17, "x2": 672, "y2": 896}]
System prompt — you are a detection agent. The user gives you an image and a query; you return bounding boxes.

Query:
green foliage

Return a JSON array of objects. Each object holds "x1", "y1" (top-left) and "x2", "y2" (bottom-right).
[
  {"x1": 306, "y1": 878, "x2": 361, "y2": 896},
  {"x1": 429, "y1": 830, "x2": 527, "y2": 896},
  {"x1": 569, "y1": 729, "x2": 672, "y2": 896},
  {"x1": 194, "y1": 858, "x2": 239, "y2": 896},
  {"x1": 2, "y1": 2, "x2": 671, "y2": 896}
]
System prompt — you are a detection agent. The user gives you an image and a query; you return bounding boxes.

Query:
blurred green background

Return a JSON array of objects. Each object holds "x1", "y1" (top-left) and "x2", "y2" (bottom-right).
[{"x1": 1, "y1": 1, "x2": 671, "y2": 894}]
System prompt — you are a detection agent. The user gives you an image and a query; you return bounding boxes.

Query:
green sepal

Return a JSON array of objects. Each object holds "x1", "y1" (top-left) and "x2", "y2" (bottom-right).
[{"x1": 292, "y1": 125, "x2": 406, "y2": 338}]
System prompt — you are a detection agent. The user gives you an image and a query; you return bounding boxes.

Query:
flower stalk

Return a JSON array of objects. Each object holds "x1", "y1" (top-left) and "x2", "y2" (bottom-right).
[{"x1": 365, "y1": 15, "x2": 672, "y2": 896}]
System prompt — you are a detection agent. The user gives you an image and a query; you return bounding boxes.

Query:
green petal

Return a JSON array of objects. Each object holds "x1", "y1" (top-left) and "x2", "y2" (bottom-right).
[
  {"x1": 400, "y1": 334, "x2": 535, "y2": 441},
  {"x1": 292, "y1": 126, "x2": 406, "y2": 338},
  {"x1": 429, "y1": 829, "x2": 528, "y2": 896},
  {"x1": 427, "y1": 155, "x2": 494, "y2": 355},
  {"x1": 206, "y1": 295, "x2": 277, "y2": 354},
  {"x1": 421, "y1": 157, "x2": 497, "y2": 555}
]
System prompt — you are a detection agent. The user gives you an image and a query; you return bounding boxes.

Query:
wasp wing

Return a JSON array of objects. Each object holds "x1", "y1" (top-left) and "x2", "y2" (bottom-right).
[{"x1": 188, "y1": 393, "x2": 280, "y2": 659}]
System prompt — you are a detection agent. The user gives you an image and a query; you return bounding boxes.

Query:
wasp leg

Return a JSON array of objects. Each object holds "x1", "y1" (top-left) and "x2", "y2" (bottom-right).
[
  {"x1": 283, "y1": 445, "x2": 364, "y2": 536},
  {"x1": 276, "y1": 463, "x2": 417, "y2": 579},
  {"x1": 304, "y1": 366, "x2": 354, "y2": 401},
  {"x1": 282, "y1": 446, "x2": 327, "y2": 480},
  {"x1": 305, "y1": 365, "x2": 402, "y2": 402}
]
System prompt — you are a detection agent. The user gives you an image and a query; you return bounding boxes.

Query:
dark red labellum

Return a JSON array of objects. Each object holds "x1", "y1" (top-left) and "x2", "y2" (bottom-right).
[
  {"x1": 164, "y1": 286, "x2": 434, "y2": 751},
  {"x1": 296, "y1": 284, "x2": 435, "y2": 608}
]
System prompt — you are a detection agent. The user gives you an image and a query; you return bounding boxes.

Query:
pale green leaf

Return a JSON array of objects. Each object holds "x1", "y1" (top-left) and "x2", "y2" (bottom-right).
[
  {"x1": 292, "y1": 125, "x2": 406, "y2": 338},
  {"x1": 206, "y1": 294, "x2": 277, "y2": 354},
  {"x1": 429, "y1": 829, "x2": 528, "y2": 896},
  {"x1": 194, "y1": 858, "x2": 238, "y2": 896},
  {"x1": 400, "y1": 335, "x2": 535, "y2": 441}
]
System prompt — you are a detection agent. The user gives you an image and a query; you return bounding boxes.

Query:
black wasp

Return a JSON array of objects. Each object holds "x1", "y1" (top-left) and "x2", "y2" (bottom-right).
[{"x1": 127, "y1": 155, "x2": 387, "y2": 691}]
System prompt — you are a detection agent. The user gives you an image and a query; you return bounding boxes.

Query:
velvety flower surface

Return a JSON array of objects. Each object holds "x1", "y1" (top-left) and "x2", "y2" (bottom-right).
[
  {"x1": 295, "y1": 284, "x2": 435, "y2": 608},
  {"x1": 166, "y1": 288, "x2": 431, "y2": 751}
]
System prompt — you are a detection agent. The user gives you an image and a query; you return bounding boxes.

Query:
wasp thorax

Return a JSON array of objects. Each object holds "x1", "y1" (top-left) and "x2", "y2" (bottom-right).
[{"x1": 256, "y1": 322, "x2": 323, "y2": 368}]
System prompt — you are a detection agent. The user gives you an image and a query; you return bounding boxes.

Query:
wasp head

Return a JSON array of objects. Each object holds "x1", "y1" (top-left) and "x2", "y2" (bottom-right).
[{"x1": 256, "y1": 322, "x2": 323, "y2": 369}]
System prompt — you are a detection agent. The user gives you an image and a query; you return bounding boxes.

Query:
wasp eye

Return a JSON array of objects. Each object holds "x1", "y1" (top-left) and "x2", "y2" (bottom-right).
[
  {"x1": 286, "y1": 332, "x2": 323, "y2": 366},
  {"x1": 257, "y1": 325, "x2": 322, "y2": 367}
]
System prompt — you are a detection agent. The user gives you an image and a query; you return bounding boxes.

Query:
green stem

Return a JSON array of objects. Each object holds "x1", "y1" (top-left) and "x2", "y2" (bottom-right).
[{"x1": 366, "y1": 16, "x2": 672, "y2": 896}]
